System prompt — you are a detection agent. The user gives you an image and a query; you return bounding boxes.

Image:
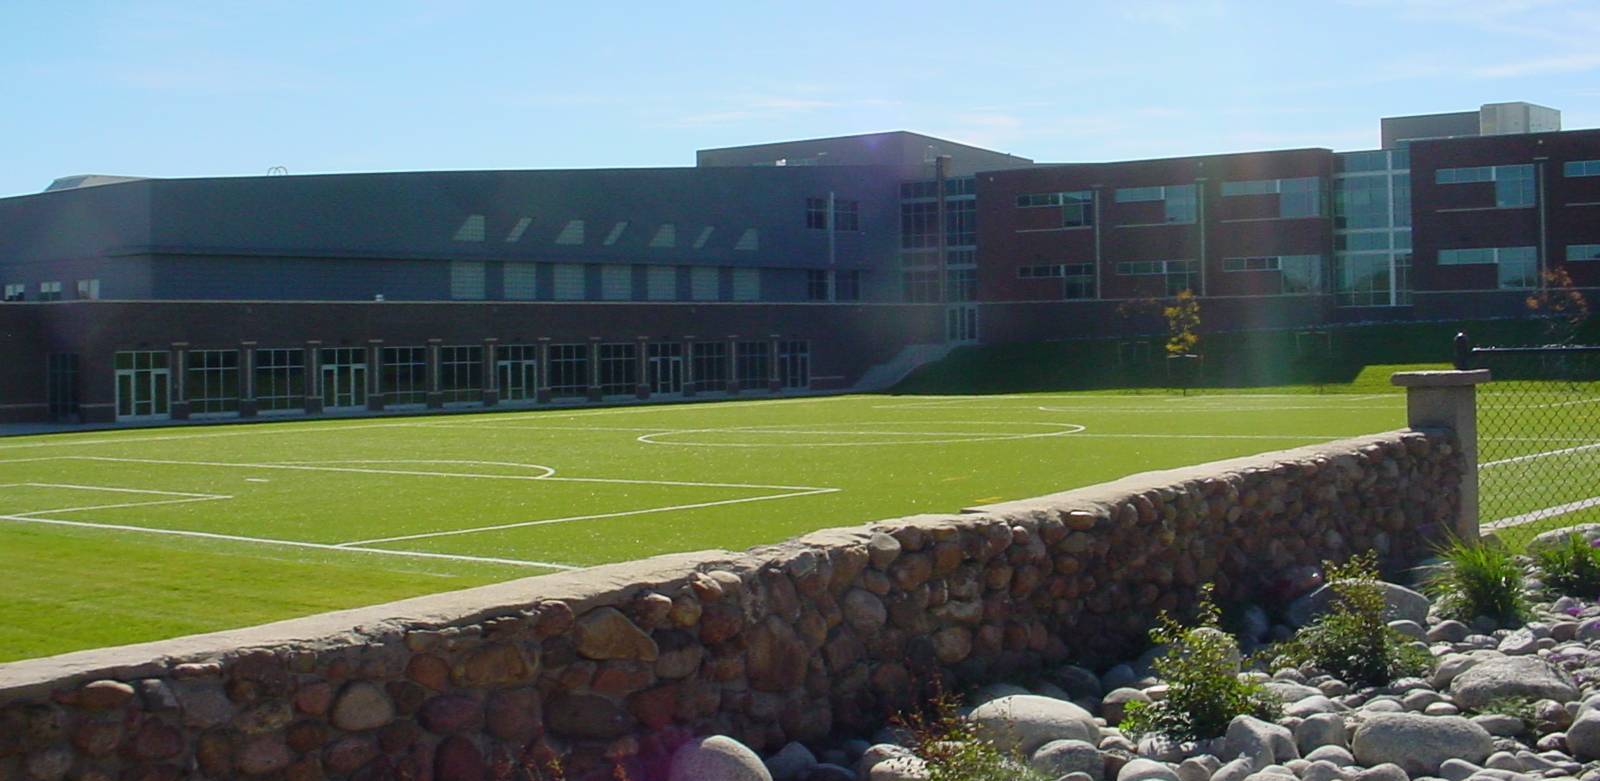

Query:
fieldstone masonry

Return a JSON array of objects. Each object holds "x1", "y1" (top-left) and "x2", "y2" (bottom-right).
[{"x1": 0, "y1": 429, "x2": 1462, "y2": 781}]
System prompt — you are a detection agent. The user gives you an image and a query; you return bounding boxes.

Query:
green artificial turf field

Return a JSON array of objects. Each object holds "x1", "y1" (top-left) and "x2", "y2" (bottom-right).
[{"x1": 0, "y1": 370, "x2": 1587, "y2": 662}]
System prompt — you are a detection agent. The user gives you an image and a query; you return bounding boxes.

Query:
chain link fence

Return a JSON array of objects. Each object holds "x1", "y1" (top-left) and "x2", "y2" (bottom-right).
[{"x1": 1459, "y1": 338, "x2": 1600, "y2": 549}]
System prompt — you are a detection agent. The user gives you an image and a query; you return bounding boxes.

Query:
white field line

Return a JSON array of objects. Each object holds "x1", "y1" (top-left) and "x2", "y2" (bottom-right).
[
  {"x1": 11, "y1": 496, "x2": 231, "y2": 516},
  {"x1": 1482, "y1": 442, "x2": 1600, "y2": 468},
  {"x1": 0, "y1": 513, "x2": 574, "y2": 569},
  {"x1": 14, "y1": 482, "x2": 227, "y2": 498},
  {"x1": 1484, "y1": 496, "x2": 1600, "y2": 531},
  {"x1": 336, "y1": 486, "x2": 840, "y2": 547}
]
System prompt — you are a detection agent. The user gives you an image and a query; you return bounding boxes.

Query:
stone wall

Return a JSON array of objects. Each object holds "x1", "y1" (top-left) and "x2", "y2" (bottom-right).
[{"x1": 0, "y1": 429, "x2": 1461, "y2": 781}]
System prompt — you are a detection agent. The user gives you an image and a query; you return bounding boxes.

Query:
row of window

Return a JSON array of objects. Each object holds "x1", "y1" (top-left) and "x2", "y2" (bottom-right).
[
  {"x1": 900, "y1": 199, "x2": 978, "y2": 250},
  {"x1": 1565, "y1": 160, "x2": 1600, "y2": 178},
  {"x1": 454, "y1": 216, "x2": 758, "y2": 252},
  {"x1": 1437, "y1": 246, "x2": 1538, "y2": 289},
  {"x1": 1113, "y1": 185, "x2": 1197, "y2": 224},
  {"x1": 804, "y1": 198, "x2": 861, "y2": 231},
  {"x1": 1219, "y1": 177, "x2": 1322, "y2": 219},
  {"x1": 107, "y1": 342, "x2": 812, "y2": 420},
  {"x1": 3, "y1": 279, "x2": 99, "y2": 302},
  {"x1": 448, "y1": 262, "x2": 761, "y2": 302},
  {"x1": 1435, "y1": 164, "x2": 1535, "y2": 208},
  {"x1": 804, "y1": 270, "x2": 863, "y2": 301},
  {"x1": 899, "y1": 177, "x2": 976, "y2": 200}
]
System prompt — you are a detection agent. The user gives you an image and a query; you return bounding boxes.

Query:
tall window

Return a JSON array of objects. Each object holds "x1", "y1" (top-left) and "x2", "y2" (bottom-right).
[
  {"x1": 39, "y1": 281, "x2": 62, "y2": 301},
  {"x1": 600, "y1": 264, "x2": 632, "y2": 300},
  {"x1": 808, "y1": 198, "x2": 859, "y2": 230},
  {"x1": 646, "y1": 266, "x2": 676, "y2": 301},
  {"x1": 806, "y1": 198, "x2": 828, "y2": 229},
  {"x1": 736, "y1": 342, "x2": 770, "y2": 387},
  {"x1": 3, "y1": 283, "x2": 23, "y2": 301},
  {"x1": 547, "y1": 344, "x2": 589, "y2": 397},
  {"x1": 732, "y1": 268, "x2": 760, "y2": 301},
  {"x1": 255, "y1": 348, "x2": 306, "y2": 412},
  {"x1": 692, "y1": 342, "x2": 728, "y2": 391},
  {"x1": 382, "y1": 346, "x2": 428, "y2": 405},
  {"x1": 900, "y1": 201, "x2": 940, "y2": 249},
  {"x1": 439, "y1": 346, "x2": 482, "y2": 404},
  {"x1": 504, "y1": 263, "x2": 537, "y2": 300},
  {"x1": 1063, "y1": 264, "x2": 1096, "y2": 299},
  {"x1": 778, "y1": 341, "x2": 810, "y2": 388},
  {"x1": 598, "y1": 343, "x2": 637, "y2": 396},
  {"x1": 945, "y1": 199, "x2": 976, "y2": 246},
  {"x1": 186, "y1": 349, "x2": 240, "y2": 415},
  {"x1": 903, "y1": 269, "x2": 941, "y2": 302},
  {"x1": 553, "y1": 264, "x2": 585, "y2": 300},
  {"x1": 946, "y1": 268, "x2": 976, "y2": 302},
  {"x1": 76, "y1": 279, "x2": 100, "y2": 299},
  {"x1": 47, "y1": 353, "x2": 79, "y2": 420}
]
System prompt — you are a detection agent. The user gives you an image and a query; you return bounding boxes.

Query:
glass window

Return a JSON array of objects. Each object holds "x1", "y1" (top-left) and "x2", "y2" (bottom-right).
[
  {"x1": 736, "y1": 341, "x2": 770, "y2": 386},
  {"x1": 1279, "y1": 177, "x2": 1322, "y2": 218},
  {"x1": 602, "y1": 221, "x2": 628, "y2": 246},
  {"x1": 1334, "y1": 175, "x2": 1390, "y2": 230},
  {"x1": 946, "y1": 268, "x2": 976, "y2": 302},
  {"x1": 255, "y1": 348, "x2": 305, "y2": 412},
  {"x1": 598, "y1": 343, "x2": 637, "y2": 396},
  {"x1": 732, "y1": 268, "x2": 760, "y2": 301},
  {"x1": 902, "y1": 269, "x2": 940, "y2": 302},
  {"x1": 1063, "y1": 264, "x2": 1095, "y2": 299},
  {"x1": 381, "y1": 346, "x2": 428, "y2": 405},
  {"x1": 47, "y1": 353, "x2": 79, "y2": 420},
  {"x1": 449, "y1": 261, "x2": 485, "y2": 300},
  {"x1": 2, "y1": 283, "x2": 22, "y2": 301},
  {"x1": 778, "y1": 341, "x2": 809, "y2": 388},
  {"x1": 836, "y1": 270, "x2": 861, "y2": 302},
  {"x1": 1115, "y1": 260, "x2": 1195, "y2": 294},
  {"x1": 1494, "y1": 164, "x2": 1535, "y2": 207},
  {"x1": 834, "y1": 199, "x2": 860, "y2": 231},
  {"x1": 547, "y1": 344, "x2": 589, "y2": 397},
  {"x1": 185, "y1": 349, "x2": 239, "y2": 415},
  {"x1": 1437, "y1": 166, "x2": 1493, "y2": 185},
  {"x1": 649, "y1": 224, "x2": 676, "y2": 248},
  {"x1": 1392, "y1": 174, "x2": 1412, "y2": 227},
  {"x1": 1564, "y1": 160, "x2": 1600, "y2": 178},
  {"x1": 806, "y1": 197, "x2": 828, "y2": 229},
  {"x1": 1569, "y1": 244, "x2": 1600, "y2": 262},
  {"x1": 1498, "y1": 247, "x2": 1538, "y2": 289},
  {"x1": 1390, "y1": 149, "x2": 1410, "y2": 170},
  {"x1": 1334, "y1": 253, "x2": 1397, "y2": 307},
  {"x1": 945, "y1": 199, "x2": 976, "y2": 246},
  {"x1": 1338, "y1": 151, "x2": 1389, "y2": 174},
  {"x1": 806, "y1": 270, "x2": 829, "y2": 301},
  {"x1": 505, "y1": 263, "x2": 537, "y2": 300},
  {"x1": 691, "y1": 342, "x2": 728, "y2": 390},
  {"x1": 555, "y1": 220, "x2": 585, "y2": 245},
  {"x1": 1163, "y1": 185, "x2": 1196, "y2": 223},
  {"x1": 1438, "y1": 248, "x2": 1496, "y2": 265},
  {"x1": 1337, "y1": 232, "x2": 1391, "y2": 252},
  {"x1": 76, "y1": 279, "x2": 100, "y2": 300},
  {"x1": 439, "y1": 346, "x2": 482, "y2": 404},
  {"x1": 1115, "y1": 186, "x2": 1164, "y2": 203},
  {"x1": 690, "y1": 266, "x2": 720, "y2": 301},
  {"x1": 39, "y1": 281, "x2": 62, "y2": 301},
  {"x1": 646, "y1": 266, "x2": 676, "y2": 301},
  {"x1": 900, "y1": 201, "x2": 940, "y2": 249},
  {"x1": 553, "y1": 263, "x2": 585, "y2": 300},
  {"x1": 1280, "y1": 255, "x2": 1323, "y2": 294},
  {"x1": 1018, "y1": 190, "x2": 1094, "y2": 227},
  {"x1": 600, "y1": 264, "x2": 632, "y2": 300}
]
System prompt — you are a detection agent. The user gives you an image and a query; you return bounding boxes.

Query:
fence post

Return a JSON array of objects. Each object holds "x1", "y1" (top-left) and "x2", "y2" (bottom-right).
[{"x1": 1391, "y1": 369, "x2": 1491, "y2": 541}]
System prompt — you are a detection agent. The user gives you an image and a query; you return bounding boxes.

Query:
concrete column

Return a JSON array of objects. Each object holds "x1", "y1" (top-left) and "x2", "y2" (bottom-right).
[
  {"x1": 536, "y1": 338, "x2": 552, "y2": 403},
  {"x1": 683, "y1": 337, "x2": 697, "y2": 397},
  {"x1": 170, "y1": 342, "x2": 190, "y2": 420},
  {"x1": 587, "y1": 337, "x2": 603, "y2": 402},
  {"x1": 482, "y1": 337, "x2": 499, "y2": 407},
  {"x1": 636, "y1": 336, "x2": 650, "y2": 400},
  {"x1": 1391, "y1": 369, "x2": 1492, "y2": 542},
  {"x1": 426, "y1": 338, "x2": 444, "y2": 409},
  {"x1": 305, "y1": 340, "x2": 323, "y2": 415},
  {"x1": 768, "y1": 334, "x2": 782, "y2": 393},
  {"x1": 238, "y1": 340, "x2": 258, "y2": 418},
  {"x1": 367, "y1": 340, "x2": 385, "y2": 411}
]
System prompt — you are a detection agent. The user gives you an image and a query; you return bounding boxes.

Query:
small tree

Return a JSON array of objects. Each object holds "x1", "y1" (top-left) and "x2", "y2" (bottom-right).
[
  {"x1": 1164, "y1": 290, "x2": 1201, "y2": 357},
  {"x1": 1525, "y1": 267, "x2": 1590, "y2": 344}
]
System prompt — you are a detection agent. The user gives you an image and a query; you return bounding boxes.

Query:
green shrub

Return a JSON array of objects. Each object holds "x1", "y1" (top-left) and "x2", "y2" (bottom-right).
[
  {"x1": 895, "y1": 694, "x2": 1048, "y2": 781},
  {"x1": 1267, "y1": 553, "x2": 1433, "y2": 686},
  {"x1": 1120, "y1": 585, "x2": 1281, "y2": 742},
  {"x1": 1425, "y1": 537, "x2": 1527, "y2": 626},
  {"x1": 1534, "y1": 535, "x2": 1600, "y2": 598}
]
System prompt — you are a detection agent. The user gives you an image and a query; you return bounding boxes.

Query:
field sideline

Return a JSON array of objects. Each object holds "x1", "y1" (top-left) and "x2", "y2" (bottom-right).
[{"x1": 1, "y1": 374, "x2": 1568, "y2": 662}]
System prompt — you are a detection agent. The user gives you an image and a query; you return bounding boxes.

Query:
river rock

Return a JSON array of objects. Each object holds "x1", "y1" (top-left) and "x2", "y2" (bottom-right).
[
  {"x1": 1351, "y1": 713, "x2": 1492, "y2": 776},
  {"x1": 1450, "y1": 656, "x2": 1579, "y2": 709},
  {"x1": 969, "y1": 695, "x2": 1099, "y2": 756},
  {"x1": 670, "y1": 735, "x2": 773, "y2": 781}
]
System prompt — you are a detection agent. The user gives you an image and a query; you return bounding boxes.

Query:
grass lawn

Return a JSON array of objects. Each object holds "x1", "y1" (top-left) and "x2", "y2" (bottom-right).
[{"x1": 0, "y1": 362, "x2": 1587, "y2": 661}]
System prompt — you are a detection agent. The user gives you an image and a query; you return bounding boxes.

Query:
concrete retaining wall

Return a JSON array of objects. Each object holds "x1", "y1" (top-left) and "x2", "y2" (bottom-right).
[{"x1": 0, "y1": 429, "x2": 1461, "y2": 781}]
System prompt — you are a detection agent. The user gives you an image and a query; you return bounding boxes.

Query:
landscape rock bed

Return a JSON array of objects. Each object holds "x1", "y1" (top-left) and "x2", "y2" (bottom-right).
[{"x1": 0, "y1": 430, "x2": 1459, "y2": 781}]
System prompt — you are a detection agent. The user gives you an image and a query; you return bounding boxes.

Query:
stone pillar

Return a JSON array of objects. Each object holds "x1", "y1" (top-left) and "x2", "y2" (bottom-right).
[
  {"x1": 169, "y1": 342, "x2": 190, "y2": 420},
  {"x1": 482, "y1": 338, "x2": 499, "y2": 407},
  {"x1": 1391, "y1": 369, "x2": 1491, "y2": 542},
  {"x1": 636, "y1": 336, "x2": 650, "y2": 400},
  {"x1": 305, "y1": 340, "x2": 323, "y2": 415},
  {"x1": 426, "y1": 339, "x2": 445, "y2": 409},
  {"x1": 238, "y1": 341, "x2": 258, "y2": 418}
]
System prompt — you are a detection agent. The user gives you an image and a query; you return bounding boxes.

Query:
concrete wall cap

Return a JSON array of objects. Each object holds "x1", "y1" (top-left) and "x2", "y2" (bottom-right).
[{"x1": 1390, "y1": 369, "x2": 1491, "y2": 387}]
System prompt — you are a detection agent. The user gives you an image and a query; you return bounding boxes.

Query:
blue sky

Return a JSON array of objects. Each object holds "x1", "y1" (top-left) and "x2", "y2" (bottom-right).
[{"x1": 3, "y1": 0, "x2": 1598, "y2": 198}]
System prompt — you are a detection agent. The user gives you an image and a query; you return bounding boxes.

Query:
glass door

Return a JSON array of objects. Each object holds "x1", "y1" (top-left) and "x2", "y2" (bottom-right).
[
  {"x1": 319, "y1": 348, "x2": 367, "y2": 410},
  {"x1": 114, "y1": 351, "x2": 171, "y2": 420},
  {"x1": 648, "y1": 343, "x2": 683, "y2": 395}
]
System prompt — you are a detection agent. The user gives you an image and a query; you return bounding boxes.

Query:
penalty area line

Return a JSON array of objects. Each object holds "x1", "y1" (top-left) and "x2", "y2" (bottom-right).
[
  {"x1": 337, "y1": 486, "x2": 842, "y2": 548},
  {"x1": 0, "y1": 513, "x2": 576, "y2": 570}
]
